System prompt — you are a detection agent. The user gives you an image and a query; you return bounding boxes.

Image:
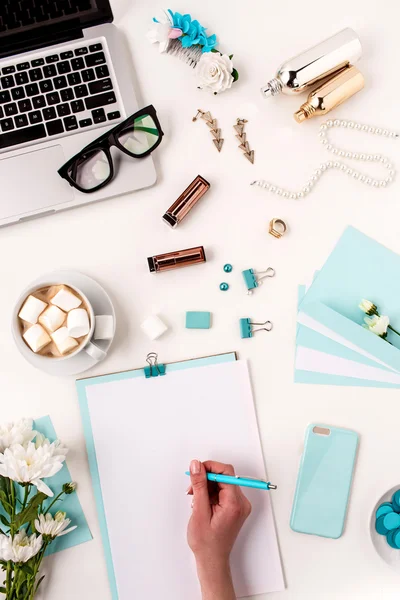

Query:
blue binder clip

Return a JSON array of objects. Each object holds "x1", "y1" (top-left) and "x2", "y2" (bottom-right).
[
  {"x1": 242, "y1": 267, "x2": 275, "y2": 295},
  {"x1": 144, "y1": 352, "x2": 166, "y2": 378},
  {"x1": 240, "y1": 318, "x2": 273, "y2": 339}
]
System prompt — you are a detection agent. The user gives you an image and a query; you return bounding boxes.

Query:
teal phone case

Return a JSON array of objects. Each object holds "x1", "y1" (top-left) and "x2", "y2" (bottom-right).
[{"x1": 290, "y1": 424, "x2": 359, "y2": 539}]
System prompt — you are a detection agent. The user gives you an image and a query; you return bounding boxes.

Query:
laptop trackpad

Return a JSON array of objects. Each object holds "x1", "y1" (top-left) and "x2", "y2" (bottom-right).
[{"x1": 0, "y1": 145, "x2": 73, "y2": 220}]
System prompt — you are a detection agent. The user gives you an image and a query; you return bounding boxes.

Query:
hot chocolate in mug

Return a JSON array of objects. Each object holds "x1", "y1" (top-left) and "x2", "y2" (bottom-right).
[{"x1": 13, "y1": 282, "x2": 107, "y2": 362}]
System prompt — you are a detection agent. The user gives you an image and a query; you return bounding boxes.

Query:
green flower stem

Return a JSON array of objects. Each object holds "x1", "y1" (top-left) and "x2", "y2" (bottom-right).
[
  {"x1": 9, "y1": 563, "x2": 19, "y2": 599},
  {"x1": 9, "y1": 481, "x2": 16, "y2": 536},
  {"x1": 27, "y1": 541, "x2": 48, "y2": 600},
  {"x1": 21, "y1": 485, "x2": 31, "y2": 512},
  {"x1": 388, "y1": 324, "x2": 400, "y2": 336},
  {"x1": 6, "y1": 561, "x2": 12, "y2": 596},
  {"x1": 44, "y1": 490, "x2": 65, "y2": 515}
]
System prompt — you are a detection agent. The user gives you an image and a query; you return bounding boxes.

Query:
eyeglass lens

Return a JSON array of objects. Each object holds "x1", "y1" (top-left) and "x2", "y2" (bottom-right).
[{"x1": 117, "y1": 113, "x2": 160, "y2": 156}]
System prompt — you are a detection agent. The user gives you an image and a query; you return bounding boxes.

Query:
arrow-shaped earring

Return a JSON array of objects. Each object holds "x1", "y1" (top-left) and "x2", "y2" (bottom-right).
[
  {"x1": 192, "y1": 109, "x2": 224, "y2": 153},
  {"x1": 234, "y1": 118, "x2": 255, "y2": 164}
]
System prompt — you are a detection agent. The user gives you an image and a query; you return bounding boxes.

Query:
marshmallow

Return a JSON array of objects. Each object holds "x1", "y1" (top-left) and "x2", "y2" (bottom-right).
[
  {"x1": 19, "y1": 295, "x2": 47, "y2": 325},
  {"x1": 23, "y1": 324, "x2": 51, "y2": 353},
  {"x1": 140, "y1": 315, "x2": 168, "y2": 341},
  {"x1": 51, "y1": 327, "x2": 79, "y2": 355},
  {"x1": 39, "y1": 305, "x2": 66, "y2": 333},
  {"x1": 51, "y1": 288, "x2": 82, "y2": 312},
  {"x1": 94, "y1": 315, "x2": 114, "y2": 340},
  {"x1": 67, "y1": 308, "x2": 90, "y2": 338}
]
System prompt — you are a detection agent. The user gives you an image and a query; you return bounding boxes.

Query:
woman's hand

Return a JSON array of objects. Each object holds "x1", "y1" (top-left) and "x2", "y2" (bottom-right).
[{"x1": 187, "y1": 460, "x2": 252, "y2": 600}]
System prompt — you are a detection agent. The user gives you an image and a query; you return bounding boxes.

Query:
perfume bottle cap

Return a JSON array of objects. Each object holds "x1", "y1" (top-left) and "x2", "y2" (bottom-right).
[
  {"x1": 260, "y1": 78, "x2": 282, "y2": 98},
  {"x1": 261, "y1": 85, "x2": 272, "y2": 98},
  {"x1": 294, "y1": 109, "x2": 307, "y2": 123}
]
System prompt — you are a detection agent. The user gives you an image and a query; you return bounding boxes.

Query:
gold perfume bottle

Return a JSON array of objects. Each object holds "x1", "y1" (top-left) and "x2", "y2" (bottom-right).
[{"x1": 294, "y1": 66, "x2": 364, "y2": 123}]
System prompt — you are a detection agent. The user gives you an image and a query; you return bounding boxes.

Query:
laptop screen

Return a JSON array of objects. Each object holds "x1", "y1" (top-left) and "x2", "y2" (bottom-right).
[{"x1": 0, "y1": 0, "x2": 113, "y2": 57}]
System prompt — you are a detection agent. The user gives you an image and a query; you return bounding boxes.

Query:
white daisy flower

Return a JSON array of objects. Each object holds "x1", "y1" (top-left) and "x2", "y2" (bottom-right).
[
  {"x1": 0, "y1": 439, "x2": 68, "y2": 497},
  {"x1": 35, "y1": 512, "x2": 77, "y2": 539},
  {"x1": 0, "y1": 419, "x2": 36, "y2": 453},
  {"x1": 0, "y1": 530, "x2": 42, "y2": 563}
]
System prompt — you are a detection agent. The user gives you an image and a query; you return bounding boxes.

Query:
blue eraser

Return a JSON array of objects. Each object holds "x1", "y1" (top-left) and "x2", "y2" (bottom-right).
[
  {"x1": 376, "y1": 504, "x2": 394, "y2": 519},
  {"x1": 186, "y1": 311, "x2": 211, "y2": 329},
  {"x1": 383, "y1": 512, "x2": 400, "y2": 531}
]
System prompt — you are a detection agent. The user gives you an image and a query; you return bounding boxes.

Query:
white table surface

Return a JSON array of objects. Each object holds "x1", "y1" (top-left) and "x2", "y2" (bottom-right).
[{"x1": 1, "y1": 1, "x2": 400, "y2": 598}]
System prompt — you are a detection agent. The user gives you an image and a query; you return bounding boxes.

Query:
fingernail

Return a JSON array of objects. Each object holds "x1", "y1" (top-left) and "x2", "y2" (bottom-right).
[
  {"x1": 185, "y1": 486, "x2": 191, "y2": 495},
  {"x1": 190, "y1": 459, "x2": 201, "y2": 474}
]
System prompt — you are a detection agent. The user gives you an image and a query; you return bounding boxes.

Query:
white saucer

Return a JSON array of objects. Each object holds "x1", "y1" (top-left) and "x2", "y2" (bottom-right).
[
  {"x1": 370, "y1": 485, "x2": 400, "y2": 572},
  {"x1": 13, "y1": 270, "x2": 116, "y2": 377}
]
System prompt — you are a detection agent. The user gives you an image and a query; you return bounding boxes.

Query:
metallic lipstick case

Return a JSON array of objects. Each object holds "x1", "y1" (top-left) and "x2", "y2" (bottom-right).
[
  {"x1": 163, "y1": 175, "x2": 210, "y2": 228},
  {"x1": 147, "y1": 246, "x2": 206, "y2": 273},
  {"x1": 261, "y1": 28, "x2": 362, "y2": 98},
  {"x1": 293, "y1": 65, "x2": 364, "y2": 122}
]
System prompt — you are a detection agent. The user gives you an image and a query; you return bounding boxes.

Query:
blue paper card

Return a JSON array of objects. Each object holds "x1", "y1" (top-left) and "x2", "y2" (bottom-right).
[
  {"x1": 34, "y1": 416, "x2": 92, "y2": 556},
  {"x1": 299, "y1": 227, "x2": 400, "y2": 374},
  {"x1": 295, "y1": 228, "x2": 400, "y2": 388}
]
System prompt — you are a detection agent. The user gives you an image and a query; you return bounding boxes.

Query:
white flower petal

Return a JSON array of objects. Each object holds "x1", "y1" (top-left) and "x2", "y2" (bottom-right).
[
  {"x1": 57, "y1": 525, "x2": 77, "y2": 537},
  {"x1": 34, "y1": 479, "x2": 54, "y2": 497}
]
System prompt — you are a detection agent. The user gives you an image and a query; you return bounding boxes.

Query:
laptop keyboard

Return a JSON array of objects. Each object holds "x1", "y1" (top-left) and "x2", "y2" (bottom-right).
[
  {"x1": 0, "y1": 0, "x2": 92, "y2": 32},
  {"x1": 0, "y1": 41, "x2": 122, "y2": 150}
]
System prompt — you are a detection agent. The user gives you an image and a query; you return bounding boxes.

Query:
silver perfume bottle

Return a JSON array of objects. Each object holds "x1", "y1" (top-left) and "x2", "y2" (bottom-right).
[{"x1": 261, "y1": 28, "x2": 362, "y2": 98}]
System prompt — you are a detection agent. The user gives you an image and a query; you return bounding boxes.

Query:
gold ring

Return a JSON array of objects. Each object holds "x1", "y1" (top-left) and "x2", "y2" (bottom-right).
[{"x1": 269, "y1": 218, "x2": 287, "y2": 239}]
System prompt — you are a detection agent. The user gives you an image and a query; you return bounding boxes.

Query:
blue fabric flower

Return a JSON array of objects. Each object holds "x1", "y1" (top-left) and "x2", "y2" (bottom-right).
[{"x1": 168, "y1": 9, "x2": 217, "y2": 52}]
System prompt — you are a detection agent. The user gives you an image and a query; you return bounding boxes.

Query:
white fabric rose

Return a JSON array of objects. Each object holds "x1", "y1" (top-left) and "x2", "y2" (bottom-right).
[
  {"x1": 196, "y1": 52, "x2": 234, "y2": 94},
  {"x1": 364, "y1": 314, "x2": 390, "y2": 337}
]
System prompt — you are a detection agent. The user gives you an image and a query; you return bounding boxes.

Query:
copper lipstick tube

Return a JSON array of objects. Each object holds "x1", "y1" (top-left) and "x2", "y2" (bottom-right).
[
  {"x1": 147, "y1": 246, "x2": 206, "y2": 273},
  {"x1": 163, "y1": 175, "x2": 210, "y2": 228}
]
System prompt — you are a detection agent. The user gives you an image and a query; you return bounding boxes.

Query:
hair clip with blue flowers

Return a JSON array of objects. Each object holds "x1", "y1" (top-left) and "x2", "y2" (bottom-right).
[{"x1": 147, "y1": 9, "x2": 239, "y2": 95}]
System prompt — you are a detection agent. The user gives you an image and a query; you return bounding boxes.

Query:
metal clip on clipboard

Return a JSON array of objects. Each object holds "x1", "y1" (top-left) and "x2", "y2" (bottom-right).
[{"x1": 144, "y1": 352, "x2": 166, "y2": 378}]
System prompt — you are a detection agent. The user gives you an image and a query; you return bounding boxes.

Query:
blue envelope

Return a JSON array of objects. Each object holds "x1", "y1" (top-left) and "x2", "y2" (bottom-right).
[{"x1": 298, "y1": 227, "x2": 400, "y2": 374}]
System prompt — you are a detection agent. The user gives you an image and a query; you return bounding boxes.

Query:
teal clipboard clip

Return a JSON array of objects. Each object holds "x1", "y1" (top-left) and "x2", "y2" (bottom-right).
[
  {"x1": 144, "y1": 352, "x2": 166, "y2": 378},
  {"x1": 242, "y1": 267, "x2": 275, "y2": 295},
  {"x1": 240, "y1": 318, "x2": 273, "y2": 338}
]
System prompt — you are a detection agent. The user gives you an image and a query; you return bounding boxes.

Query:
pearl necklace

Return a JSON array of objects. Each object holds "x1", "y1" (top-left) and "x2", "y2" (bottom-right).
[{"x1": 251, "y1": 118, "x2": 398, "y2": 199}]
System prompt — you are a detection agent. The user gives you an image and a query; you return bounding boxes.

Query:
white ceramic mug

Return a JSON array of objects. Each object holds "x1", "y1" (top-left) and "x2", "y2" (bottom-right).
[{"x1": 12, "y1": 282, "x2": 107, "y2": 362}]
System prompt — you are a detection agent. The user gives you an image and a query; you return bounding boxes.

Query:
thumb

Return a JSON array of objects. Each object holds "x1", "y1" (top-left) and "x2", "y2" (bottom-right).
[{"x1": 189, "y1": 460, "x2": 211, "y2": 521}]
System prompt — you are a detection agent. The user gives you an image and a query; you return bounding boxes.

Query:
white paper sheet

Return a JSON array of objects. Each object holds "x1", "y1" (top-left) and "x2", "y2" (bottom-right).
[
  {"x1": 86, "y1": 360, "x2": 284, "y2": 599},
  {"x1": 297, "y1": 311, "x2": 399, "y2": 373},
  {"x1": 296, "y1": 346, "x2": 400, "y2": 384}
]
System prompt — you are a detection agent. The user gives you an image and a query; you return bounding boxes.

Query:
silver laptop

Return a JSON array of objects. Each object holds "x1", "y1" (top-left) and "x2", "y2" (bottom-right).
[{"x1": 0, "y1": 0, "x2": 156, "y2": 227}]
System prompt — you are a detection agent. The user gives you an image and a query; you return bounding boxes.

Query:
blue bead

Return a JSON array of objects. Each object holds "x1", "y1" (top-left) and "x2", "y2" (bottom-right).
[
  {"x1": 220, "y1": 282, "x2": 229, "y2": 291},
  {"x1": 376, "y1": 515, "x2": 389, "y2": 535},
  {"x1": 223, "y1": 264, "x2": 233, "y2": 273},
  {"x1": 376, "y1": 504, "x2": 394, "y2": 519}
]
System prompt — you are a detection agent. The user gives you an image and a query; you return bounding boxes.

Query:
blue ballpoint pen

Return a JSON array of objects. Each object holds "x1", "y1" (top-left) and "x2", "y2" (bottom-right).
[{"x1": 185, "y1": 471, "x2": 277, "y2": 491}]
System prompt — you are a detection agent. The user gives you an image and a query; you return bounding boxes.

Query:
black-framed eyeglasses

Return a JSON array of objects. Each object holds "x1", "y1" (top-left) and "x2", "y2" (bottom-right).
[{"x1": 58, "y1": 105, "x2": 164, "y2": 193}]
